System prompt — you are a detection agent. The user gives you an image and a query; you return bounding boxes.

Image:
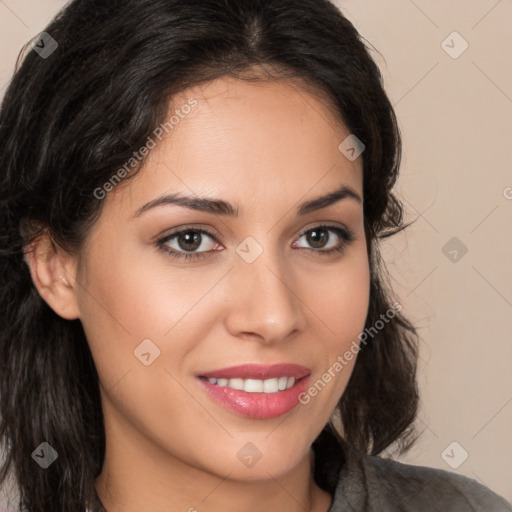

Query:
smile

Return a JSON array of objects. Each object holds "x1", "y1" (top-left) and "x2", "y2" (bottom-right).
[
  {"x1": 200, "y1": 376, "x2": 297, "y2": 393},
  {"x1": 197, "y1": 363, "x2": 311, "y2": 419}
]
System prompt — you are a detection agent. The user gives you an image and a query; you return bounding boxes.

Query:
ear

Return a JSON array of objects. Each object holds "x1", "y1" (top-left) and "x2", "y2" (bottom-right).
[{"x1": 23, "y1": 229, "x2": 81, "y2": 320}]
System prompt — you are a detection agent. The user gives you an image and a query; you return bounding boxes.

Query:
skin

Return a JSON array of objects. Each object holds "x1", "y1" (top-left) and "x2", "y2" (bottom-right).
[{"x1": 25, "y1": 74, "x2": 370, "y2": 512}]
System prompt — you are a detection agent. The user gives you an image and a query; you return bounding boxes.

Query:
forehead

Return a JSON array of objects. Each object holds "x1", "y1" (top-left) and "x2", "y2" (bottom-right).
[{"x1": 101, "y1": 75, "x2": 363, "y2": 220}]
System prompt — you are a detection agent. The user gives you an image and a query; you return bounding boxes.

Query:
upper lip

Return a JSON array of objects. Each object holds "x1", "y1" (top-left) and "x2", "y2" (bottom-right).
[{"x1": 199, "y1": 363, "x2": 311, "y2": 380}]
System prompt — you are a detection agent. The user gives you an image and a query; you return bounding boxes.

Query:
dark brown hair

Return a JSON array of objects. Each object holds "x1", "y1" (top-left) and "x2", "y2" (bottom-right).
[{"x1": 0, "y1": 0, "x2": 419, "y2": 510}]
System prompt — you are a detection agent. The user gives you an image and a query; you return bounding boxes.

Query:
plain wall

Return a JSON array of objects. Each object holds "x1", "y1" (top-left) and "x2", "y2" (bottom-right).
[
  {"x1": 1, "y1": 0, "x2": 511, "y2": 506},
  {"x1": 337, "y1": 0, "x2": 512, "y2": 504}
]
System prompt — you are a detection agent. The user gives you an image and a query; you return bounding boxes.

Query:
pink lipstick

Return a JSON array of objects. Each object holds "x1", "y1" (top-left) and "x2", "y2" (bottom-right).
[{"x1": 197, "y1": 363, "x2": 311, "y2": 419}]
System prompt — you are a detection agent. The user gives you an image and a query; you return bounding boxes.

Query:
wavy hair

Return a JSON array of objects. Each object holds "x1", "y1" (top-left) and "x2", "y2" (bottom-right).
[{"x1": 0, "y1": 0, "x2": 419, "y2": 510}]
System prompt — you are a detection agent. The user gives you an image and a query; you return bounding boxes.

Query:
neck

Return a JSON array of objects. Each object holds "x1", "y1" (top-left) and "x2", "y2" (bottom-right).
[{"x1": 94, "y1": 412, "x2": 333, "y2": 512}]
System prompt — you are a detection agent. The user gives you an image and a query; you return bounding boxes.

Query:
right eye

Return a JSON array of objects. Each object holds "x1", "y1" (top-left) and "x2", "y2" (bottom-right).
[{"x1": 156, "y1": 227, "x2": 222, "y2": 261}]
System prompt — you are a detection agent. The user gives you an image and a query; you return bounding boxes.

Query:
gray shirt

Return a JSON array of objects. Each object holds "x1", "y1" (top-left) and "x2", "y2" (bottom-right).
[{"x1": 327, "y1": 445, "x2": 512, "y2": 511}]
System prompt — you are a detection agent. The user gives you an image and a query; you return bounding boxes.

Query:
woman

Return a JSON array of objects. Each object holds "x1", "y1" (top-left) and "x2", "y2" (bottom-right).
[{"x1": 0, "y1": 0, "x2": 510, "y2": 511}]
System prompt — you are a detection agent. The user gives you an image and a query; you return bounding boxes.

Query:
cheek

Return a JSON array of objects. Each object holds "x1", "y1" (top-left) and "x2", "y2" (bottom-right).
[
  {"x1": 75, "y1": 247, "x2": 208, "y2": 441},
  {"x1": 298, "y1": 248, "x2": 370, "y2": 408},
  {"x1": 77, "y1": 239, "x2": 198, "y2": 341},
  {"x1": 331, "y1": 253, "x2": 371, "y2": 374},
  {"x1": 75, "y1": 240, "x2": 168, "y2": 386},
  {"x1": 306, "y1": 246, "x2": 371, "y2": 347},
  {"x1": 76, "y1": 237, "x2": 231, "y2": 398}
]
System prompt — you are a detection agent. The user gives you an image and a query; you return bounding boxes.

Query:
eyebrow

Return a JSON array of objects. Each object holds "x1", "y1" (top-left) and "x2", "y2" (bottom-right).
[{"x1": 131, "y1": 183, "x2": 361, "y2": 218}]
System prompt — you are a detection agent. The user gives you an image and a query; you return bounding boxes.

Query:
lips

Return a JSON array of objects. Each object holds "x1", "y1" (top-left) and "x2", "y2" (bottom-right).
[
  {"x1": 196, "y1": 363, "x2": 312, "y2": 419},
  {"x1": 199, "y1": 363, "x2": 311, "y2": 380}
]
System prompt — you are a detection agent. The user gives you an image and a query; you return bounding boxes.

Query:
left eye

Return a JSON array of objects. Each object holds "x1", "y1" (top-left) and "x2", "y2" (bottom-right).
[
  {"x1": 156, "y1": 224, "x2": 355, "y2": 262},
  {"x1": 293, "y1": 225, "x2": 352, "y2": 251}
]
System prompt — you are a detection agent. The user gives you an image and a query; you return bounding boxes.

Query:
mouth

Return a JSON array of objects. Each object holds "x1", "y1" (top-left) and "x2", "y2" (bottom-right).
[
  {"x1": 198, "y1": 375, "x2": 299, "y2": 393},
  {"x1": 196, "y1": 363, "x2": 311, "y2": 419}
]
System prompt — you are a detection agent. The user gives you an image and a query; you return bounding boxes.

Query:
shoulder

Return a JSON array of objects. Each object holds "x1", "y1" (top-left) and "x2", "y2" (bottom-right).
[
  {"x1": 359, "y1": 454, "x2": 512, "y2": 511},
  {"x1": 327, "y1": 445, "x2": 512, "y2": 511}
]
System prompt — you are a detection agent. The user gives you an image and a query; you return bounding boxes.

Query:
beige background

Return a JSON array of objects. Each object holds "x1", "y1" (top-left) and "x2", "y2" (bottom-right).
[{"x1": 1, "y1": 0, "x2": 511, "y2": 507}]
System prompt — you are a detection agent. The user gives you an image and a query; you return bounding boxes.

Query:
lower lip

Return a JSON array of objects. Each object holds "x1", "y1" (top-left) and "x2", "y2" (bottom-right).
[{"x1": 197, "y1": 376, "x2": 310, "y2": 419}]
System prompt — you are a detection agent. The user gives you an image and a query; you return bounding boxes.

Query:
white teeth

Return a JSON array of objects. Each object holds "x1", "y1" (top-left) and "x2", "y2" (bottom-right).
[
  {"x1": 263, "y1": 378, "x2": 279, "y2": 393},
  {"x1": 244, "y1": 379, "x2": 263, "y2": 392},
  {"x1": 228, "y1": 378, "x2": 244, "y2": 390},
  {"x1": 205, "y1": 376, "x2": 297, "y2": 393},
  {"x1": 278, "y1": 376, "x2": 288, "y2": 390}
]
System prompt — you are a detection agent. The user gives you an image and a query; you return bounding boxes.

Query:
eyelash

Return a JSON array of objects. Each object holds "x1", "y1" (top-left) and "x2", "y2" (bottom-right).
[{"x1": 156, "y1": 224, "x2": 355, "y2": 262}]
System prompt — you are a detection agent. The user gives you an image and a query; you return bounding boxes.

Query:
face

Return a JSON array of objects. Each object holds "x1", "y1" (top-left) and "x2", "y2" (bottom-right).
[{"x1": 73, "y1": 75, "x2": 370, "y2": 482}]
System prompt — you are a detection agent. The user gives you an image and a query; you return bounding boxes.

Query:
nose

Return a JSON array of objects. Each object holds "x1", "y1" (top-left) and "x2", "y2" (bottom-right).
[{"x1": 223, "y1": 245, "x2": 306, "y2": 345}]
